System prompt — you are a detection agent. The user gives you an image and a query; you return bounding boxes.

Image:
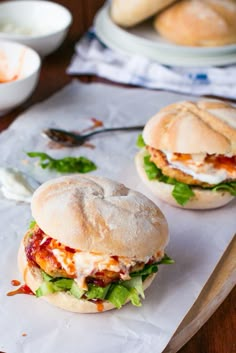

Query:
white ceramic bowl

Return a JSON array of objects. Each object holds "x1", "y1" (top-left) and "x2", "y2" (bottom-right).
[
  {"x1": 0, "y1": 41, "x2": 41, "y2": 115},
  {"x1": 0, "y1": 1, "x2": 72, "y2": 56}
]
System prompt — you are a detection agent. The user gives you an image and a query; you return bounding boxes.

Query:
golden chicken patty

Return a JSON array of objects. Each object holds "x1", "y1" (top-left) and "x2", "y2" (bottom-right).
[{"x1": 147, "y1": 146, "x2": 212, "y2": 187}]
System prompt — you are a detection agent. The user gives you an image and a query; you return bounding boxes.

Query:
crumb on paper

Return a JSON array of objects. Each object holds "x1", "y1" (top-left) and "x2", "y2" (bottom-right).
[
  {"x1": 21, "y1": 159, "x2": 29, "y2": 165},
  {"x1": 22, "y1": 333, "x2": 27, "y2": 337}
]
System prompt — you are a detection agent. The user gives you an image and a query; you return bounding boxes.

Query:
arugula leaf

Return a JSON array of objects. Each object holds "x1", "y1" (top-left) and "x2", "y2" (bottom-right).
[
  {"x1": 172, "y1": 182, "x2": 195, "y2": 206},
  {"x1": 27, "y1": 152, "x2": 97, "y2": 174},
  {"x1": 136, "y1": 134, "x2": 146, "y2": 148},
  {"x1": 211, "y1": 182, "x2": 236, "y2": 196}
]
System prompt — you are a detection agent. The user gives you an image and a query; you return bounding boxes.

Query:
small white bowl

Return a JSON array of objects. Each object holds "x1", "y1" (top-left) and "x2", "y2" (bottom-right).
[
  {"x1": 0, "y1": 41, "x2": 41, "y2": 115},
  {"x1": 0, "y1": 1, "x2": 72, "y2": 56}
]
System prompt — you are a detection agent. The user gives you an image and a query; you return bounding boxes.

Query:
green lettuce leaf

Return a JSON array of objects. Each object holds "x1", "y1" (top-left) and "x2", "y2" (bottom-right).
[
  {"x1": 128, "y1": 288, "x2": 142, "y2": 307},
  {"x1": 28, "y1": 220, "x2": 36, "y2": 229},
  {"x1": 142, "y1": 152, "x2": 236, "y2": 205},
  {"x1": 36, "y1": 275, "x2": 74, "y2": 297},
  {"x1": 27, "y1": 152, "x2": 97, "y2": 174},
  {"x1": 51, "y1": 278, "x2": 74, "y2": 290},
  {"x1": 211, "y1": 181, "x2": 236, "y2": 196},
  {"x1": 106, "y1": 284, "x2": 130, "y2": 309},
  {"x1": 130, "y1": 254, "x2": 174, "y2": 280},
  {"x1": 172, "y1": 182, "x2": 195, "y2": 206},
  {"x1": 136, "y1": 134, "x2": 146, "y2": 148},
  {"x1": 143, "y1": 155, "x2": 163, "y2": 180},
  {"x1": 37, "y1": 254, "x2": 174, "y2": 308},
  {"x1": 36, "y1": 281, "x2": 61, "y2": 297},
  {"x1": 123, "y1": 276, "x2": 145, "y2": 299},
  {"x1": 85, "y1": 284, "x2": 111, "y2": 300},
  {"x1": 157, "y1": 254, "x2": 175, "y2": 265},
  {"x1": 70, "y1": 282, "x2": 85, "y2": 299}
]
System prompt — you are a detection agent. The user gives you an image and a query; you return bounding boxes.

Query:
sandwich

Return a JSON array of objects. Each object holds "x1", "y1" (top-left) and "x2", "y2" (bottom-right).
[
  {"x1": 135, "y1": 100, "x2": 236, "y2": 209},
  {"x1": 18, "y1": 175, "x2": 172, "y2": 313}
]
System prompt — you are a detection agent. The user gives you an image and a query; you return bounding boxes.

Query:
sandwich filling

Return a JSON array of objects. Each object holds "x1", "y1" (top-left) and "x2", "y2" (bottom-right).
[
  {"x1": 24, "y1": 222, "x2": 173, "y2": 309},
  {"x1": 137, "y1": 134, "x2": 236, "y2": 206}
]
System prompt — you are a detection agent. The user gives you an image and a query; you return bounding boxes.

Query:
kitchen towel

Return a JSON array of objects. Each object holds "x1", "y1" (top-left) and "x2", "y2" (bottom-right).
[{"x1": 68, "y1": 29, "x2": 236, "y2": 99}]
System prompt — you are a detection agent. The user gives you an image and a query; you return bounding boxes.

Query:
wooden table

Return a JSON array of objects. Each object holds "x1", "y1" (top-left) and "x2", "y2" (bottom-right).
[{"x1": 0, "y1": 1, "x2": 235, "y2": 352}]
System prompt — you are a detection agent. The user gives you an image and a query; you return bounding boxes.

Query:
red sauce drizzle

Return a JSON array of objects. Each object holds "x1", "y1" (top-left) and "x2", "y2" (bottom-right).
[
  {"x1": 11, "y1": 279, "x2": 21, "y2": 286},
  {"x1": 7, "y1": 284, "x2": 34, "y2": 296},
  {"x1": 96, "y1": 300, "x2": 104, "y2": 312},
  {"x1": 65, "y1": 246, "x2": 76, "y2": 254},
  {"x1": 0, "y1": 49, "x2": 26, "y2": 83}
]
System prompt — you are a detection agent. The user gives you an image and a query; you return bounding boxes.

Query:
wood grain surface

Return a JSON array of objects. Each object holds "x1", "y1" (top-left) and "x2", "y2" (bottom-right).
[{"x1": 0, "y1": 1, "x2": 235, "y2": 352}]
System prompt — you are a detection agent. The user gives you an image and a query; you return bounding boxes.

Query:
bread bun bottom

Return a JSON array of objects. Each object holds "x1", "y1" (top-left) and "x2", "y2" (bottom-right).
[
  {"x1": 18, "y1": 239, "x2": 156, "y2": 313},
  {"x1": 135, "y1": 149, "x2": 234, "y2": 210}
]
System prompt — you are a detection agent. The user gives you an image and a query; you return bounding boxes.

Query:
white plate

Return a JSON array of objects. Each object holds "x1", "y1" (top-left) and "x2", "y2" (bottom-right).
[{"x1": 94, "y1": 5, "x2": 236, "y2": 67}]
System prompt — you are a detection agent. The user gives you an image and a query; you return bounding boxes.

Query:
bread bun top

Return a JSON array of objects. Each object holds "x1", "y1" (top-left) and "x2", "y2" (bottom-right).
[
  {"x1": 110, "y1": 0, "x2": 176, "y2": 27},
  {"x1": 143, "y1": 100, "x2": 236, "y2": 154},
  {"x1": 31, "y1": 175, "x2": 168, "y2": 259},
  {"x1": 154, "y1": 0, "x2": 236, "y2": 47}
]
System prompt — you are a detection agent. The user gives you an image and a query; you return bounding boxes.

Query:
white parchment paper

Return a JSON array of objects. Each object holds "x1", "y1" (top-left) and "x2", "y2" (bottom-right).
[{"x1": 0, "y1": 81, "x2": 235, "y2": 353}]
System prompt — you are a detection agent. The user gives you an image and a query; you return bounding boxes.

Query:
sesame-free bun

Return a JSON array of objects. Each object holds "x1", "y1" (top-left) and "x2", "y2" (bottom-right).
[
  {"x1": 18, "y1": 241, "x2": 156, "y2": 313},
  {"x1": 154, "y1": 0, "x2": 236, "y2": 47},
  {"x1": 135, "y1": 149, "x2": 235, "y2": 209},
  {"x1": 31, "y1": 175, "x2": 168, "y2": 260},
  {"x1": 110, "y1": 0, "x2": 176, "y2": 27},
  {"x1": 143, "y1": 100, "x2": 236, "y2": 155}
]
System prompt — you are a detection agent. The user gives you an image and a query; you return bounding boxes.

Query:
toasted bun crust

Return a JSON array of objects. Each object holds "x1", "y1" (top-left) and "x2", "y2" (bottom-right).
[
  {"x1": 135, "y1": 149, "x2": 235, "y2": 209},
  {"x1": 154, "y1": 0, "x2": 236, "y2": 47},
  {"x1": 143, "y1": 100, "x2": 236, "y2": 154},
  {"x1": 18, "y1": 240, "x2": 156, "y2": 313},
  {"x1": 31, "y1": 175, "x2": 168, "y2": 259},
  {"x1": 110, "y1": 0, "x2": 176, "y2": 27}
]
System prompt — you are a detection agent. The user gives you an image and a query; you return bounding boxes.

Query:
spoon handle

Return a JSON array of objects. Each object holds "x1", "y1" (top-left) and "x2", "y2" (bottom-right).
[{"x1": 84, "y1": 125, "x2": 144, "y2": 138}]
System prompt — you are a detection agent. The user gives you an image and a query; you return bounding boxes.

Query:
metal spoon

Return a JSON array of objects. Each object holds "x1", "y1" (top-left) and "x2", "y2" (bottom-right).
[{"x1": 42, "y1": 125, "x2": 144, "y2": 147}]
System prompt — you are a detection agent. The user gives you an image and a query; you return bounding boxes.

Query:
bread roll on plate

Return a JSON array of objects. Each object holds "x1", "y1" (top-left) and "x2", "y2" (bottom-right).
[
  {"x1": 111, "y1": 0, "x2": 177, "y2": 27},
  {"x1": 154, "y1": 0, "x2": 236, "y2": 47},
  {"x1": 135, "y1": 99, "x2": 236, "y2": 209}
]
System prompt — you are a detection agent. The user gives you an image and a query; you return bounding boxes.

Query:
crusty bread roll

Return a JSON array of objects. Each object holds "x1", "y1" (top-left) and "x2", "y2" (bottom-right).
[
  {"x1": 135, "y1": 149, "x2": 235, "y2": 209},
  {"x1": 18, "y1": 241, "x2": 156, "y2": 313},
  {"x1": 31, "y1": 175, "x2": 168, "y2": 260},
  {"x1": 154, "y1": 0, "x2": 236, "y2": 46},
  {"x1": 110, "y1": 0, "x2": 177, "y2": 27},
  {"x1": 143, "y1": 100, "x2": 236, "y2": 155}
]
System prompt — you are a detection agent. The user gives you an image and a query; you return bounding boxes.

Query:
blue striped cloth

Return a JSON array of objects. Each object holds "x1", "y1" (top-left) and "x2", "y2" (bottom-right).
[{"x1": 67, "y1": 29, "x2": 236, "y2": 99}]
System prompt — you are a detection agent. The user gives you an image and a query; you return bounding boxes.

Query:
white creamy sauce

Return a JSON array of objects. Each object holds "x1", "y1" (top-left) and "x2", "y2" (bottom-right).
[
  {"x1": 164, "y1": 152, "x2": 230, "y2": 184},
  {"x1": 0, "y1": 21, "x2": 55, "y2": 36},
  {"x1": 52, "y1": 248, "x2": 74, "y2": 275},
  {"x1": 73, "y1": 252, "x2": 136, "y2": 290},
  {"x1": 0, "y1": 167, "x2": 38, "y2": 202}
]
